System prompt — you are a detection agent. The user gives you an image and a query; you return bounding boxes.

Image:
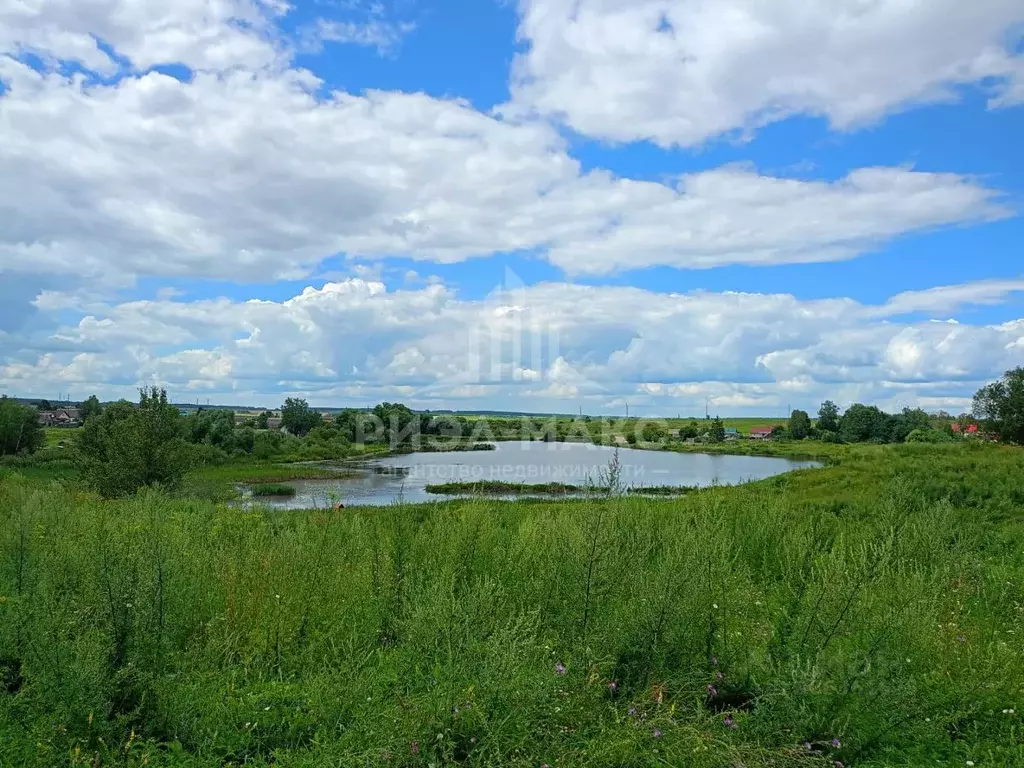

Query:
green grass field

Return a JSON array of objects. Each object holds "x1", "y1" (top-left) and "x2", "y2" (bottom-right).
[
  {"x1": 1, "y1": 442, "x2": 1022, "y2": 766},
  {"x1": 43, "y1": 426, "x2": 81, "y2": 447}
]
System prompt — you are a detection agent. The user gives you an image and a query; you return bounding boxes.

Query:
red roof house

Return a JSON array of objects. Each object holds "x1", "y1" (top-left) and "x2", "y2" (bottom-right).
[
  {"x1": 749, "y1": 426, "x2": 776, "y2": 439},
  {"x1": 951, "y1": 423, "x2": 979, "y2": 435}
]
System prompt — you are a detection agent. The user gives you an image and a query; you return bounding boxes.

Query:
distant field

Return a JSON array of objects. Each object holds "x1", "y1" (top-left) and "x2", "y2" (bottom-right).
[{"x1": 466, "y1": 414, "x2": 787, "y2": 436}]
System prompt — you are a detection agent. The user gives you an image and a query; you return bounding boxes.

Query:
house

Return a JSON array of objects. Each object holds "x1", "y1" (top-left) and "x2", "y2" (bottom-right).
[
  {"x1": 749, "y1": 426, "x2": 775, "y2": 440},
  {"x1": 724, "y1": 427, "x2": 739, "y2": 441},
  {"x1": 38, "y1": 408, "x2": 83, "y2": 427},
  {"x1": 951, "y1": 423, "x2": 979, "y2": 435}
]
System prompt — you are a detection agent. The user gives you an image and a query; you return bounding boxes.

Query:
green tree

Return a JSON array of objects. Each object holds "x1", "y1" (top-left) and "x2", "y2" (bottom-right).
[
  {"x1": 973, "y1": 367, "x2": 1024, "y2": 444},
  {"x1": 708, "y1": 416, "x2": 726, "y2": 443},
  {"x1": 889, "y1": 407, "x2": 931, "y2": 443},
  {"x1": 76, "y1": 388, "x2": 191, "y2": 498},
  {"x1": 281, "y1": 398, "x2": 322, "y2": 437},
  {"x1": 81, "y1": 394, "x2": 103, "y2": 421},
  {"x1": 37, "y1": 399, "x2": 53, "y2": 412},
  {"x1": 789, "y1": 409, "x2": 811, "y2": 439},
  {"x1": 372, "y1": 402, "x2": 418, "y2": 447},
  {"x1": 255, "y1": 410, "x2": 272, "y2": 429},
  {"x1": 840, "y1": 403, "x2": 891, "y2": 443},
  {"x1": 817, "y1": 400, "x2": 840, "y2": 433},
  {"x1": 0, "y1": 397, "x2": 45, "y2": 456},
  {"x1": 640, "y1": 421, "x2": 666, "y2": 443}
]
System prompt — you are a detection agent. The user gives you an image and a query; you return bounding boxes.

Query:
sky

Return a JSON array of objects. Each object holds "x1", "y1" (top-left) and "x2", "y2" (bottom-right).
[{"x1": 1, "y1": 0, "x2": 1023, "y2": 417}]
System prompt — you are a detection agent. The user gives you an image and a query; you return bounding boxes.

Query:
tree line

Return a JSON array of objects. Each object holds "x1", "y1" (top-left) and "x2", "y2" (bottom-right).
[{"x1": 1, "y1": 367, "x2": 1022, "y2": 497}]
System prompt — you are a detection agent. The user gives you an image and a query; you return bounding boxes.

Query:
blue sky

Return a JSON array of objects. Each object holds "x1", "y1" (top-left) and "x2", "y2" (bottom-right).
[{"x1": 1, "y1": 0, "x2": 1023, "y2": 414}]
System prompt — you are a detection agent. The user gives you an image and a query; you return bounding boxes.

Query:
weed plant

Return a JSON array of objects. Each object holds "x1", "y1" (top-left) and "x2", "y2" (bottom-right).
[{"x1": 0, "y1": 444, "x2": 1022, "y2": 766}]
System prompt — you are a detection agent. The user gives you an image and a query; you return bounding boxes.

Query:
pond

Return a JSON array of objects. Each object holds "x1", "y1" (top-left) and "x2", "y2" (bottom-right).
[{"x1": 236, "y1": 441, "x2": 820, "y2": 509}]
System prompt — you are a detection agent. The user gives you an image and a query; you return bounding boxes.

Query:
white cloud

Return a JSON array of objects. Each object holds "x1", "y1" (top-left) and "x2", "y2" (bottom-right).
[
  {"x1": 0, "y1": 0, "x2": 1012, "y2": 286},
  {"x1": 878, "y1": 279, "x2": 1024, "y2": 317},
  {"x1": 0, "y1": 0, "x2": 287, "y2": 74},
  {"x1": 301, "y1": 16, "x2": 416, "y2": 56},
  {"x1": 542, "y1": 166, "x2": 1009, "y2": 274},
  {"x1": 3, "y1": 278, "x2": 1021, "y2": 414},
  {"x1": 510, "y1": 0, "x2": 1024, "y2": 147},
  {"x1": 0, "y1": 61, "x2": 1007, "y2": 282}
]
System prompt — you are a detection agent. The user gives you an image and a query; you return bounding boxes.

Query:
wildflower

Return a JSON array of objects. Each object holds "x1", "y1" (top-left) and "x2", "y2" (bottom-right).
[
  {"x1": 957, "y1": 635, "x2": 967, "y2": 643},
  {"x1": 470, "y1": 737, "x2": 477, "y2": 745},
  {"x1": 835, "y1": 762, "x2": 844, "y2": 768},
  {"x1": 653, "y1": 728, "x2": 663, "y2": 739},
  {"x1": 832, "y1": 738, "x2": 841, "y2": 748},
  {"x1": 628, "y1": 707, "x2": 638, "y2": 717},
  {"x1": 966, "y1": 763, "x2": 974, "y2": 767},
  {"x1": 555, "y1": 663, "x2": 567, "y2": 675},
  {"x1": 608, "y1": 681, "x2": 618, "y2": 694},
  {"x1": 706, "y1": 684, "x2": 718, "y2": 697},
  {"x1": 710, "y1": 656, "x2": 719, "y2": 666},
  {"x1": 804, "y1": 742, "x2": 813, "y2": 752},
  {"x1": 410, "y1": 742, "x2": 420, "y2": 755},
  {"x1": 715, "y1": 671, "x2": 724, "y2": 682},
  {"x1": 724, "y1": 716, "x2": 738, "y2": 730}
]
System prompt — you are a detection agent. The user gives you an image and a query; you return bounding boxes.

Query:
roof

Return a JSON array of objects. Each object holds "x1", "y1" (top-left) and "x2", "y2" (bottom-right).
[
  {"x1": 724, "y1": 427, "x2": 738, "y2": 434},
  {"x1": 749, "y1": 426, "x2": 775, "y2": 435},
  {"x1": 951, "y1": 423, "x2": 979, "y2": 434}
]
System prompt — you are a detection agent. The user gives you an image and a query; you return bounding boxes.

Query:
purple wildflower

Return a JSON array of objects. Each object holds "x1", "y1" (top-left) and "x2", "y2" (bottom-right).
[
  {"x1": 608, "y1": 681, "x2": 618, "y2": 693},
  {"x1": 723, "y1": 716, "x2": 738, "y2": 730},
  {"x1": 410, "y1": 742, "x2": 420, "y2": 755},
  {"x1": 715, "y1": 671, "x2": 724, "y2": 682},
  {"x1": 710, "y1": 656, "x2": 719, "y2": 666},
  {"x1": 628, "y1": 707, "x2": 638, "y2": 717},
  {"x1": 555, "y1": 663, "x2": 567, "y2": 676},
  {"x1": 707, "y1": 684, "x2": 718, "y2": 697},
  {"x1": 653, "y1": 728, "x2": 663, "y2": 739},
  {"x1": 832, "y1": 738, "x2": 841, "y2": 748}
]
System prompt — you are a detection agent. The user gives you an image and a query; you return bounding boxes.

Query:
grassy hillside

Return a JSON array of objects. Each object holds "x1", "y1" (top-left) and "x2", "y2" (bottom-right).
[{"x1": 0, "y1": 443, "x2": 1022, "y2": 766}]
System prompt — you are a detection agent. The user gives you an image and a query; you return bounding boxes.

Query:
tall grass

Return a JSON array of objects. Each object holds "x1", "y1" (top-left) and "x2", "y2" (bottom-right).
[{"x1": 0, "y1": 444, "x2": 1022, "y2": 766}]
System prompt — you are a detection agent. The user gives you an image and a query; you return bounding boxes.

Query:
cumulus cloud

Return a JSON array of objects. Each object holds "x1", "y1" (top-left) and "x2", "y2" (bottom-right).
[
  {"x1": 3, "y1": 278, "x2": 1021, "y2": 414},
  {"x1": 0, "y1": 0, "x2": 1012, "y2": 285},
  {"x1": 510, "y1": 0, "x2": 1024, "y2": 146},
  {"x1": 0, "y1": 0, "x2": 288, "y2": 74},
  {"x1": 0, "y1": 60, "x2": 1008, "y2": 282}
]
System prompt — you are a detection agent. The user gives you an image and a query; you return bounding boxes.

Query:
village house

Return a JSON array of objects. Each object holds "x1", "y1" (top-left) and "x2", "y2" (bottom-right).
[
  {"x1": 749, "y1": 426, "x2": 775, "y2": 440},
  {"x1": 38, "y1": 408, "x2": 83, "y2": 427},
  {"x1": 950, "y1": 423, "x2": 979, "y2": 435}
]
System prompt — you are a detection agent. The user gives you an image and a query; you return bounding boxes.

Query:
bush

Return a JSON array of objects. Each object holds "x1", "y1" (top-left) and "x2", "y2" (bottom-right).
[
  {"x1": 905, "y1": 428, "x2": 954, "y2": 444},
  {"x1": 76, "y1": 388, "x2": 191, "y2": 498}
]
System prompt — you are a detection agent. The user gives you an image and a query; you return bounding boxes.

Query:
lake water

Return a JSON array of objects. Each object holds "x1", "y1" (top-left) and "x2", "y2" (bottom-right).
[{"x1": 237, "y1": 441, "x2": 820, "y2": 509}]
